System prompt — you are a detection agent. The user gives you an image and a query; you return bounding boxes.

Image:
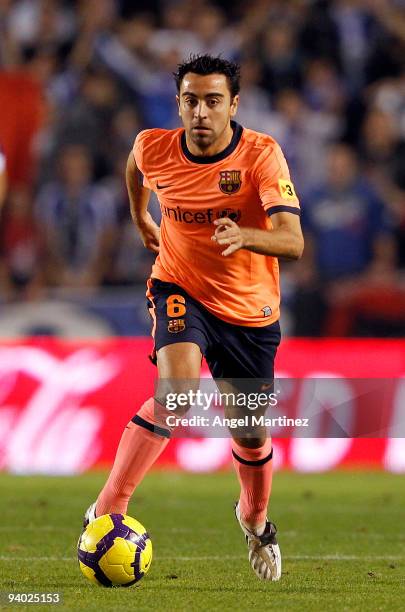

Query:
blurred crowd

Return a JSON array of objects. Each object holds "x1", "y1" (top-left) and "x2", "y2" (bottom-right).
[{"x1": 0, "y1": 0, "x2": 404, "y2": 336}]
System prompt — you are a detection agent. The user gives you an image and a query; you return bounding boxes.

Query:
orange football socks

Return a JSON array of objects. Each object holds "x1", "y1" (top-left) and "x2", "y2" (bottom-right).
[
  {"x1": 96, "y1": 398, "x2": 171, "y2": 516},
  {"x1": 231, "y1": 438, "x2": 273, "y2": 533}
]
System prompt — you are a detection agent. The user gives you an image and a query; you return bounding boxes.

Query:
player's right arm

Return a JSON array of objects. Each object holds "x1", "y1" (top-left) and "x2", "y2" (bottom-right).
[{"x1": 126, "y1": 150, "x2": 160, "y2": 254}]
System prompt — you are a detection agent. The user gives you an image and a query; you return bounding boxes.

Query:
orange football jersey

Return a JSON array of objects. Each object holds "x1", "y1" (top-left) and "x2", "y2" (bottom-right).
[{"x1": 133, "y1": 121, "x2": 300, "y2": 326}]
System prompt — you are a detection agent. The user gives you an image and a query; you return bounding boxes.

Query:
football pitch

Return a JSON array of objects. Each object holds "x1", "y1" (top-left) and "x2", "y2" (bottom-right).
[{"x1": 0, "y1": 471, "x2": 404, "y2": 611}]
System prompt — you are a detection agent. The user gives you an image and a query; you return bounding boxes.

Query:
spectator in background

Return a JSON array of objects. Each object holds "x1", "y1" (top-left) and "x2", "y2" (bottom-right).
[
  {"x1": 364, "y1": 0, "x2": 405, "y2": 85},
  {"x1": 52, "y1": 69, "x2": 121, "y2": 178},
  {"x1": 369, "y1": 71, "x2": 405, "y2": 139},
  {"x1": 100, "y1": 151, "x2": 157, "y2": 286},
  {"x1": 330, "y1": 0, "x2": 373, "y2": 94},
  {"x1": 261, "y1": 20, "x2": 302, "y2": 95},
  {"x1": 236, "y1": 58, "x2": 279, "y2": 137},
  {"x1": 5, "y1": 0, "x2": 75, "y2": 51},
  {"x1": 359, "y1": 108, "x2": 405, "y2": 192},
  {"x1": 302, "y1": 58, "x2": 347, "y2": 114},
  {"x1": 93, "y1": 14, "x2": 178, "y2": 127},
  {"x1": 302, "y1": 143, "x2": 394, "y2": 281},
  {"x1": 149, "y1": 1, "x2": 198, "y2": 60},
  {"x1": 109, "y1": 105, "x2": 142, "y2": 157},
  {"x1": 359, "y1": 107, "x2": 405, "y2": 267},
  {"x1": 36, "y1": 144, "x2": 116, "y2": 289},
  {"x1": 0, "y1": 187, "x2": 43, "y2": 301},
  {"x1": 274, "y1": 89, "x2": 342, "y2": 192},
  {"x1": 300, "y1": 1, "x2": 341, "y2": 68},
  {"x1": 294, "y1": 143, "x2": 397, "y2": 335},
  {"x1": 191, "y1": 4, "x2": 242, "y2": 59}
]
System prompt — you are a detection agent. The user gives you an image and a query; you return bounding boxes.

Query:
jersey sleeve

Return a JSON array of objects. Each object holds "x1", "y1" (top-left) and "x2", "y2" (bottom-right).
[
  {"x1": 253, "y1": 143, "x2": 300, "y2": 216},
  {"x1": 132, "y1": 130, "x2": 153, "y2": 189}
]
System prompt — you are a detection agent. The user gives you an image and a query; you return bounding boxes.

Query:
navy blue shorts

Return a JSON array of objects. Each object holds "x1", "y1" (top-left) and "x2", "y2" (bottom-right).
[{"x1": 147, "y1": 279, "x2": 281, "y2": 380}]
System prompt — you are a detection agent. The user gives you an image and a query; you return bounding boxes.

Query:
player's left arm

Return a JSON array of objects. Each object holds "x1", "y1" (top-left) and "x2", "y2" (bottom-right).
[{"x1": 211, "y1": 212, "x2": 304, "y2": 259}]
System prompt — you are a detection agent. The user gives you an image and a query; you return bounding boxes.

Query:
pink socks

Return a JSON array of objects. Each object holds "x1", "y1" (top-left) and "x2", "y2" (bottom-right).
[
  {"x1": 96, "y1": 398, "x2": 170, "y2": 515},
  {"x1": 232, "y1": 438, "x2": 273, "y2": 532}
]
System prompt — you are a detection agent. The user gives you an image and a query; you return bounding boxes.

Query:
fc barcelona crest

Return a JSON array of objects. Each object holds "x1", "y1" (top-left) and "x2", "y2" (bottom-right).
[
  {"x1": 219, "y1": 170, "x2": 242, "y2": 195},
  {"x1": 168, "y1": 319, "x2": 186, "y2": 333}
]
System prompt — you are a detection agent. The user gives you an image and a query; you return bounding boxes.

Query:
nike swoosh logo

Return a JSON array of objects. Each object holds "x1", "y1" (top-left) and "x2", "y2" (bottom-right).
[
  {"x1": 156, "y1": 182, "x2": 174, "y2": 189},
  {"x1": 261, "y1": 384, "x2": 272, "y2": 391}
]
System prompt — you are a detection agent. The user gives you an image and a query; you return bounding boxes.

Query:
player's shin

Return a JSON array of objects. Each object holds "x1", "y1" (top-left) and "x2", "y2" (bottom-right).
[
  {"x1": 96, "y1": 397, "x2": 172, "y2": 516},
  {"x1": 231, "y1": 437, "x2": 273, "y2": 535}
]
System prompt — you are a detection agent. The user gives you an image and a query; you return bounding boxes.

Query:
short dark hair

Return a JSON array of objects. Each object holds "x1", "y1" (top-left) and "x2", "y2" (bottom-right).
[{"x1": 173, "y1": 54, "x2": 241, "y2": 98}]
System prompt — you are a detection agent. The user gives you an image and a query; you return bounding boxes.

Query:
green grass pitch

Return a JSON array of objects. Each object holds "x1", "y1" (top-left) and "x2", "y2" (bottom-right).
[{"x1": 0, "y1": 471, "x2": 404, "y2": 611}]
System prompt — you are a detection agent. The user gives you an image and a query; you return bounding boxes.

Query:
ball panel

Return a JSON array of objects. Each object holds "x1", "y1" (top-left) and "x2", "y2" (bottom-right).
[
  {"x1": 79, "y1": 561, "x2": 99, "y2": 585},
  {"x1": 103, "y1": 537, "x2": 135, "y2": 563},
  {"x1": 139, "y1": 539, "x2": 153, "y2": 575},
  {"x1": 99, "y1": 550, "x2": 136, "y2": 585},
  {"x1": 122, "y1": 514, "x2": 147, "y2": 535},
  {"x1": 78, "y1": 560, "x2": 112, "y2": 587},
  {"x1": 79, "y1": 515, "x2": 115, "y2": 553}
]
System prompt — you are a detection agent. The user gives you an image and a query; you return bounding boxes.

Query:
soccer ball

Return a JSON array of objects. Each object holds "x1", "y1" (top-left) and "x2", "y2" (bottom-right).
[{"x1": 77, "y1": 513, "x2": 152, "y2": 587}]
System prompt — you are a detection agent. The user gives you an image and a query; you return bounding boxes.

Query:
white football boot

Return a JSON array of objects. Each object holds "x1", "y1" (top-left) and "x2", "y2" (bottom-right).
[
  {"x1": 235, "y1": 502, "x2": 281, "y2": 581},
  {"x1": 78, "y1": 502, "x2": 98, "y2": 549},
  {"x1": 82, "y1": 501, "x2": 97, "y2": 529}
]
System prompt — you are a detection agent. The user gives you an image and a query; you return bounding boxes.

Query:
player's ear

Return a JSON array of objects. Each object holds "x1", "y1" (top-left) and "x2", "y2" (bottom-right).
[
  {"x1": 176, "y1": 95, "x2": 181, "y2": 117},
  {"x1": 230, "y1": 95, "x2": 239, "y2": 117}
]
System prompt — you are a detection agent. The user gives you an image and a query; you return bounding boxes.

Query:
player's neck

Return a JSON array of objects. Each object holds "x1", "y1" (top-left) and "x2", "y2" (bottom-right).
[{"x1": 185, "y1": 123, "x2": 234, "y2": 158}]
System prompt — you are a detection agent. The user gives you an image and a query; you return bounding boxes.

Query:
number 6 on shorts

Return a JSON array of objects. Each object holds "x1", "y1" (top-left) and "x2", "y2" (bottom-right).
[{"x1": 166, "y1": 294, "x2": 186, "y2": 317}]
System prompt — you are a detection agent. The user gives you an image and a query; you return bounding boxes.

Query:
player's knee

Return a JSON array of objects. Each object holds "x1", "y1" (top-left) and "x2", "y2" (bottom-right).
[
  {"x1": 233, "y1": 436, "x2": 270, "y2": 449},
  {"x1": 155, "y1": 379, "x2": 200, "y2": 417},
  {"x1": 154, "y1": 393, "x2": 191, "y2": 417}
]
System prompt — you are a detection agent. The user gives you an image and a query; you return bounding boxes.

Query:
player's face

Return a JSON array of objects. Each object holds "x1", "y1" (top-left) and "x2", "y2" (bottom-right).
[{"x1": 177, "y1": 73, "x2": 239, "y2": 150}]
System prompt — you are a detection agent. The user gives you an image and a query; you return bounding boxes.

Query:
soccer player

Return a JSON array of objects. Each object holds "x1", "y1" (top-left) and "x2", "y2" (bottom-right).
[{"x1": 84, "y1": 55, "x2": 303, "y2": 581}]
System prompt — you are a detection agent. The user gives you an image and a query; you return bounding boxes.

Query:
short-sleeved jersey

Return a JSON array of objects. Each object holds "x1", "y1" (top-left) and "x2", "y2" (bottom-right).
[{"x1": 133, "y1": 121, "x2": 300, "y2": 327}]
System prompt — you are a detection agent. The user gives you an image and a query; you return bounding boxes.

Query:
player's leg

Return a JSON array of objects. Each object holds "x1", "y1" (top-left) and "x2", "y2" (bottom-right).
[
  {"x1": 94, "y1": 279, "x2": 207, "y2": 518},
  {"x1": 217, "y1": 385, "x2": 274, "y2": 536},
  {"x1": 95, "y1": 342, "x2": 201, "y2": 516},
  {"x1": 206, "y1": 318, "x2": 281, "y2": 579},
  {"x1": 208, "y1": 321, "x2": 280, "y2": 532}
]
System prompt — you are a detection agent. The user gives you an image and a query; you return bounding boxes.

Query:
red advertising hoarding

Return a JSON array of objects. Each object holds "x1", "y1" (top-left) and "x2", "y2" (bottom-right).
[{"x1": 0, "y1": 338, "x2": 404, "y2": 473}]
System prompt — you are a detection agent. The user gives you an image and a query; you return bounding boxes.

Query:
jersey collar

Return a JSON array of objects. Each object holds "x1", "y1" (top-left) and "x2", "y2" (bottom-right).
[{"x1": 180, "y1": 121, "x2": 243, "y2": 164}]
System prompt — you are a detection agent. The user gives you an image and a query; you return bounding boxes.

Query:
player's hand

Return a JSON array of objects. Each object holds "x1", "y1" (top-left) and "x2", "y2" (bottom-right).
[
  {"x1": 136, "y1": 212, "x2": 160, "y2": 253},
  {"x1": 211, "y1": 217, "x2": 244, "y2": 256}
]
